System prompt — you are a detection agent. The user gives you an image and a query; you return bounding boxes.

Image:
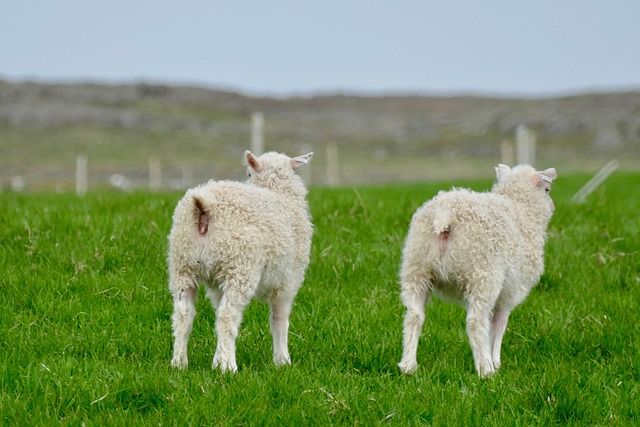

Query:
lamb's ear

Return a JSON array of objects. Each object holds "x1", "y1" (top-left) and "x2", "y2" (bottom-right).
[
  {"x1": 291, "y1": 152, "x2": 314, "y2": 170},
  {"x1": 532, "y1": 167, "x2": 557, "y2": 186},
  {"x1": 245, "y1": 150, "x2": 263, "y2": 172},
  {"x1": 539, "y1": 167, "x2": 557, "y2": 181},
  {"x1": 495, "y1": 164, "x2": 511, "y2": 181}
]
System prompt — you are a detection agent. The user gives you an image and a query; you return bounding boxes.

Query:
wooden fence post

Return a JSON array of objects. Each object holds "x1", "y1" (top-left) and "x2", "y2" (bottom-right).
[
  {"x1": 326, "y1": 141, "x2": 340, "y2": 187},
  {"x1": 182, "y1": 166, "x2": 192, "y2": 189},
  {"x1": 501, "y1": 140, "x2": 515, "y2": 165},
  {"x1": 516, "y1": 125, "x2": 536, "y2": 165},
  {"x1": 149, "y1": 157, "x2": 161, "y2": 190},
  {"x1": 251, "y1": 112, "x2": 264, "y2": 155}
]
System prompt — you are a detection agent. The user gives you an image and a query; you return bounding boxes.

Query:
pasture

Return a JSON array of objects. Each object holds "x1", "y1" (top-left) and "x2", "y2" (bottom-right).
[{"x1": 1, "y1": 172, "x2": 639, "y2": 425}]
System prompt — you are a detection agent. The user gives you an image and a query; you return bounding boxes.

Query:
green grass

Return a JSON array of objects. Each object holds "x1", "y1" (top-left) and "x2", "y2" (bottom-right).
[{"x1": 1, "y1": 172, "x2": 639, "y2": 425}]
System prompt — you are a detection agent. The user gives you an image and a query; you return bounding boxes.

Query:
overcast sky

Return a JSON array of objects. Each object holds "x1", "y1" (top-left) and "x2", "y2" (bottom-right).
[{"x1": 1, "y1": 0, "x2": 639, "y2": 97}]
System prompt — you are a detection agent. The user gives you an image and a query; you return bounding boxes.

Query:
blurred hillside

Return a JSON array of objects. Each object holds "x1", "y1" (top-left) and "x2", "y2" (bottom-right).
[{"x1": 1, "y1": 80, "x2": 639, "y2": 190}]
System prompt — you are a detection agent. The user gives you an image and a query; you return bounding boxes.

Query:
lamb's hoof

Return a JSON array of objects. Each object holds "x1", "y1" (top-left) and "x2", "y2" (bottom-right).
[
  {"x1": 170, "y1": 357, "x2": 188, "y2": 370},
  {"x1": 477, "y1": 365, "x2": 496, "y2": 378},
  {"x1": 398, "y1": 360, "x2": 418, "y2": 374},
  {"x1": 212, "y1": 357, "x2": 238, "y2": 373},
  {"x1": 273, "y1": 356, "x2": 292, "y2": 368}
]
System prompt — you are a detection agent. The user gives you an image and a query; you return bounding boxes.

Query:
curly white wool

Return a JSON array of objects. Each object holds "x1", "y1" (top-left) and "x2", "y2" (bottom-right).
[
  {"x1": 398, "y1": 164, "x2": 557, "y2": 377},
  {"x1": 168, "y1": 150, "x2": 314, "y2": 373}
]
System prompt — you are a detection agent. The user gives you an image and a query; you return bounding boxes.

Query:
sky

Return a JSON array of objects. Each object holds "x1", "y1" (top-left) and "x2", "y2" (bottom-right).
[{"x1": 1, "y1": 0, "x2": 639, "y2": 97}]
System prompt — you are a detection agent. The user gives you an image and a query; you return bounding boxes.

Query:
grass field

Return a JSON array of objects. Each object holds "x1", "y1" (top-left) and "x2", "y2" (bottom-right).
[{"x1": 1, "y1": 171, "x2": 639, "y2": 425}]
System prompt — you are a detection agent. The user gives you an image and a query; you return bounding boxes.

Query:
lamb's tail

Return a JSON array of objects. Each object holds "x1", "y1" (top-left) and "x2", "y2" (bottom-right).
[
  {"x1": 193, "y1": 195, "x2": 209, "y2": 236},
  {"x1": 432, "y1": 209, "x2": 452, "y2": 257}
]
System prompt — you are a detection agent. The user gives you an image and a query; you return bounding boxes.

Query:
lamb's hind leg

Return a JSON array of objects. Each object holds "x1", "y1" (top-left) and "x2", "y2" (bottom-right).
[
  {"x1": 398, "y1": 282, "x2": 431, "y2": 374},
  {"x1": 212, "y1": 283, "x2": 252, "y2": 373},
  {"x1": 170, "y1": 284, "x2": 197, "y2": 369},
  {"x1": 490, "y1": 307, "x2": 510, "y2": 370},
  {"x1": 466, "y1": 298, "x2": 497, "y2": 377},
  {"x1": 269, "y1": 294, "x2": 294, "y2": 367}
]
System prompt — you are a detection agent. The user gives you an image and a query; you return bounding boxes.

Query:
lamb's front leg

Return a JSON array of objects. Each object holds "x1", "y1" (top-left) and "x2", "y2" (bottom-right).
[
  {"x1": 171, "y1": 285, "x2": 197, "y2": 369},
  {"x1": 466, "y1": 302, "x2": 494, "y2": 377},
  {"x1": 269, "y1": 296, "x2": 294, "y2": 367},
  {"x1": 212, "y1": 289, "x2": 250, "y2": 373}
]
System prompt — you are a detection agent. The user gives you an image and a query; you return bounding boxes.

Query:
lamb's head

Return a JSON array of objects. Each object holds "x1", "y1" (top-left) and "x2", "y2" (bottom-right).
[
  {"x1": 494, "y1": 163, "x2": 557, "y2": 219},
  {"x1": 244, "y1": 150, "x2": 313, "y2": 196}
]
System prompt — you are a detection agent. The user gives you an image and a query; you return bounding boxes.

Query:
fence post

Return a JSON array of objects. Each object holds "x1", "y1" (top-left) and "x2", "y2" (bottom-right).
[
  {"x1": 149, "y1": 157, "x2": 161, "y2": 190},
  {"x1": 516, "y1": 125, "x2": 536, "y2": 165},
  {"x1": 10, "y1": 176, "x2": 25, "y2": 192},
  {"x1": 501, "y1": 140, "x2": 514, "y2": 165},
  {"x1": 76, "y1": 154, "x2": 87, "y2": 196},
  {"x1": 251, "y1": 112, "x2": 264, "y2": 155},
  {"x1": 326, "y1": 141, "x2": 340, "y2": 187},
  {"x1": 182, "y1": 166, "x2": 192, "y2": 189}
]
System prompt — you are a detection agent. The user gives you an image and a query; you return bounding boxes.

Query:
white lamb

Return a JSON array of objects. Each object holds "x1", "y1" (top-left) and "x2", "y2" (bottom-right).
[
  {"x1": 168, "y1": 150, "x2": 314, "y2": 373},
  {"x1": 398, "y1": 164, "x2": 557, "y2": 377}
]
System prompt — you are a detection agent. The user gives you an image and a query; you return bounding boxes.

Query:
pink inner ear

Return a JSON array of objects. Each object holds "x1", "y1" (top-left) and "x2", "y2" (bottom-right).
[
  {"x1": 247, "y1": 153, "x2": 262, "y2": 172},
  {"x1": 290, "y1": 158, "x2": 305, "y2": 170}
]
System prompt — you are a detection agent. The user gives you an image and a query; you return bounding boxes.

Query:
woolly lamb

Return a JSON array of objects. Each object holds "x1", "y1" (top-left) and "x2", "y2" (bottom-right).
[
  {"x1": 168, "y1": 150, "x2": 314, "y2": 373},
  {"x1": 398, "y1": 164, "x2": 557, "y2": 377}
]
